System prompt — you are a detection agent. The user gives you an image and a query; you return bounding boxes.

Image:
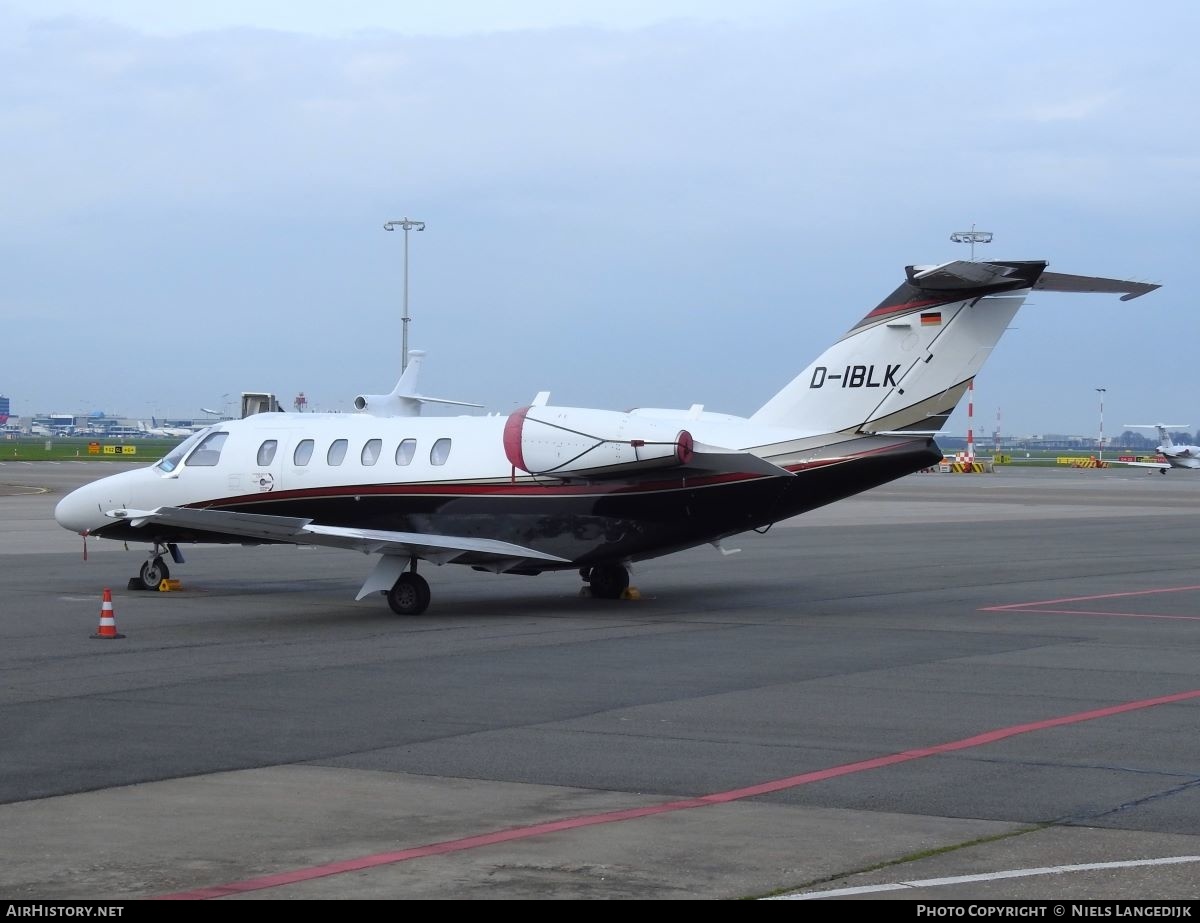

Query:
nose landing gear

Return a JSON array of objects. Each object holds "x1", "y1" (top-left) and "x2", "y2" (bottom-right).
[
  {"x1": 129, "y1": 542, "x2": 184, "y2": 591},
  {"x1": 136, "y1": 555, "x2": 170, "y2": 591},
  {"x1": 580, "y1": 562, "x2": 631, "y2": 599}
]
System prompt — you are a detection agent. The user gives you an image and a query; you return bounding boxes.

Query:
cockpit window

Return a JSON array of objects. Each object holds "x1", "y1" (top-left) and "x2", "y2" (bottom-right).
[
  {"x1": 156, "y1": 427, "x2": 214, "y2": 473},
  {"x1": 185, "y1": 431, "x2": 228, "y2": 467},
  {"x1": 257, "y1": 440, "x2": 278, "y2": 466}
]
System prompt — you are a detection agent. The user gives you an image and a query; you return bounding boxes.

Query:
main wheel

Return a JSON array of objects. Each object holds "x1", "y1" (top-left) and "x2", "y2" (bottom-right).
[
  {"x1": 587, "y1": 563, "x2": 629, "y2": 600},
  {"x1": 138, "y1": 556, "x2": 170, "y2": 591},
  {"x1": 387, "y1": 572, "x2": 431, "y2": 616}
]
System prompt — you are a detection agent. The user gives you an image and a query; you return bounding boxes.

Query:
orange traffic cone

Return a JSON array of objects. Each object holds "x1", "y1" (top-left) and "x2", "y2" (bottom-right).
[{"x1": 91, "y1": 588, "x2": 126, "y2": 640}]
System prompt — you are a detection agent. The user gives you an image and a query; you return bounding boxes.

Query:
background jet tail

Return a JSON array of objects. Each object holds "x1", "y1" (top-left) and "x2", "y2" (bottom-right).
[
  {"x1": 1125, "y1": 424, "x2": 1188, "y2": 449},
  {"x1": 750, "y1": 260, "x2": 1159, "y2": 437},
  {"x1": 353, "y1": 350, "x2": 484, "y2": 417}
]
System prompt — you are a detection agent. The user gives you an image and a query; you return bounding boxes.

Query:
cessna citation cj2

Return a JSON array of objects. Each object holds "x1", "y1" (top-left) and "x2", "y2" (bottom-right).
[{"x1": 55, "y1": 259, "x2": 1159, "y2": 615}]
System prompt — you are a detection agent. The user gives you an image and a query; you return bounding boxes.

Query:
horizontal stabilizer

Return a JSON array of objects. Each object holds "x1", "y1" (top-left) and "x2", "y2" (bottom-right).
[
  {"x1": 904, "y1": 261, "x2": 1160, "y2": 301},
  {"x1": 906, "y1": 260, "x2": 1031, "y2": 290},
  {"x1": 1034, "y1": 271, "x2": 1160, "y2": 301}
]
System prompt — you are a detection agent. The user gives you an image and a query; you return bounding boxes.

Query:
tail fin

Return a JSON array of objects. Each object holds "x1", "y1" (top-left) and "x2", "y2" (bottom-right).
[
  {"x1": 750, "y1": 260, "x2": 1159, "y2": 435},
  {"x1": 1126, "y1": 424, "x2": 1187, "y2": 449},
  {"x1": 1158, "y1": 426, "x2": 1178, "y2": 448}
]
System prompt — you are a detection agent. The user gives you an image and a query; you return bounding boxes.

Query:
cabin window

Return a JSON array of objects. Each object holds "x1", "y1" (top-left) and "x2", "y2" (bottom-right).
[
  {"x1": 257, "y1": 440, "x2": 278, "y2": 466},
  {"x1": 394, "y1": 438, "x2": 416, "y2": 466},
  {"x1": 293, "y1": 439, "x2": 314, "y2": 466},
  {"x1": 327, "y1": 439, "x2": 348, "y2": 466},
  {"x1": 185, "y1": 431, "x2": 228, "y2": 467},
  {"x1": 361, "y1": 438, "x2": 382, "y2": 466},
  {"x1": 430, "y1": 437, "x2": 451, "y2": 466}
]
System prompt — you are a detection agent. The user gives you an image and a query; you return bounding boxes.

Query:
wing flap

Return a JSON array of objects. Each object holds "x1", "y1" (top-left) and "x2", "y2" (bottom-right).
[{"x1": 303, "y1": 523, "x2": 570, "y2": 563}]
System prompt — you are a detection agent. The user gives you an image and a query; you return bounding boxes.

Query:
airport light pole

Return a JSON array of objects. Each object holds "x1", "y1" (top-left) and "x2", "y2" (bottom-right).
[
  {"x1": 383, "y1": 217, "x2": 426, "y2": 373},
  {"x1": 950, "y1": 225, "x2": 993, "y2": 261},
  {"x1": 1096, "y1": 387, "x2": 1106, "y2": 463}
]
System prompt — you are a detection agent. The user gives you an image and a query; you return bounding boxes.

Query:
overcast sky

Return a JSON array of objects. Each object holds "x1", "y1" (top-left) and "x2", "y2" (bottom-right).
[{"x1": 2, "y1": 0, "x2": 1194, "y2": 438}]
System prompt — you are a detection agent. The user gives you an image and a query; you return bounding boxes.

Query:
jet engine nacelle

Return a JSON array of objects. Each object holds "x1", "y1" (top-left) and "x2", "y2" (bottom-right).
[{"x1": 504, "y1": 406, "x2": 694, "y2": 478}]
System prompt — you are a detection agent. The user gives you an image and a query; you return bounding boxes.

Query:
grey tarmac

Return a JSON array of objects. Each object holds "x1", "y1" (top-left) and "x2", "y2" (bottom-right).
[{"x1": 2, "y1": 460, "x2": 1200, "y2": 901}]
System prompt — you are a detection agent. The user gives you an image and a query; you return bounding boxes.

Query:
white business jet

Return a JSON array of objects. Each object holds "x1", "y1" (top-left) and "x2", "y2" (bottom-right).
[
  {"x1": 1122, "y1": 425, "x2": 1200, "y2": 473},
  {"x1": 55, "y1": 258, "x2": 1159, "y2": 615}
]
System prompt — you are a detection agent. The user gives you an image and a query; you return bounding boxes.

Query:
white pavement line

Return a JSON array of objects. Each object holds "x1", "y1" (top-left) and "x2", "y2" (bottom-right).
[{"x1": 767, "y1": 855, "x2": 1200, "y2": 900}]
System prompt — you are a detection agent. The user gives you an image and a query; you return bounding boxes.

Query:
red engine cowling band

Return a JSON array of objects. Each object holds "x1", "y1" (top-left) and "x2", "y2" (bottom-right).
[{"x1": 504, "y1": 406, "x2": 694, "y2": 478}]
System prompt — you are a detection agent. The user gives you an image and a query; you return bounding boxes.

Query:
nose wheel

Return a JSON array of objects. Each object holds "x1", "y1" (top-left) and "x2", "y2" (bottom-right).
[
  {"x1": 583, "y1": 563, "x2": 630, "y2": 599},
  {"x1": 137, "y1": 556, "x2": 170, "y2": 591}
]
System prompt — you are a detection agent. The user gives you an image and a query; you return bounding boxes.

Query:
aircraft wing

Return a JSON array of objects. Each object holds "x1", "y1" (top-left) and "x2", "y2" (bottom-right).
[
  {"x1": 106, "y1": 506, "x2": 571, "y2": 566},
  {"x1": 1120, "y1": 461, "x2": 1170, "y2": 470}
]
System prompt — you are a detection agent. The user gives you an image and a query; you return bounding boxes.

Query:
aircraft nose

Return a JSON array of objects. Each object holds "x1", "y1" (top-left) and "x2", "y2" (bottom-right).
[
  {"x1": 54, "y1": 466, "x2": 155, "y2": 535},
  {"x1": 55, "y1": 484, "x2": 102, "y2": 534}
]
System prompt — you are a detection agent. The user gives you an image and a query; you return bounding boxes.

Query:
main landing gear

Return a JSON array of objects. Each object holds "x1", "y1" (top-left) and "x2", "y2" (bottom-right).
[
  {"x1": 130, "y1": 542, "x2": 183, "y2": 591},
  {"x1": 387, "y1": 568, "x2": 431, "y2": 616},
  {"x1": 381, "y1": 559, "x2": 633, "y2": 617},
  {"x1": 580, "y1": 563, "x2": 630, "y2": 600}
]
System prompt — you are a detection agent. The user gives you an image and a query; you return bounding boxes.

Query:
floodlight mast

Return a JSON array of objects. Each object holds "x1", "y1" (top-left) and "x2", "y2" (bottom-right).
[
  {"x1": 383, "y1": 218, "x2": 427, "y2": 372},
  {"x1": 950, "y1": 225, "x2": 994, "y2": 261}
]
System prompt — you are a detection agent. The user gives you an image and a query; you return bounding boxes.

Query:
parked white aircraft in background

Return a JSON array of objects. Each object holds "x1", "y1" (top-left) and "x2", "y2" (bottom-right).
[
  {"x1": 55, "y1": 257, "x2": 1159, "y2": 615},
  {"x1": 137, "y1": 418, "x2": 196, "y2": 438},
  {"x1": 1122, "y1": 425, "x2": 1200, "y2": 473}
]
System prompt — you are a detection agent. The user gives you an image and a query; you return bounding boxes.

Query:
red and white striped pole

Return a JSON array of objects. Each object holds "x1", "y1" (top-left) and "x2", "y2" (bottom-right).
[{"x1": 966, "y1": 380, "x2": 975, "y2": 462}]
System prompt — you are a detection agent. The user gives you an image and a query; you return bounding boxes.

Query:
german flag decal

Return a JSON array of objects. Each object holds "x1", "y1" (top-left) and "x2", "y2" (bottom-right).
[{"x1": 920, "y1": 311, "x2": 942, "y2": 326}]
